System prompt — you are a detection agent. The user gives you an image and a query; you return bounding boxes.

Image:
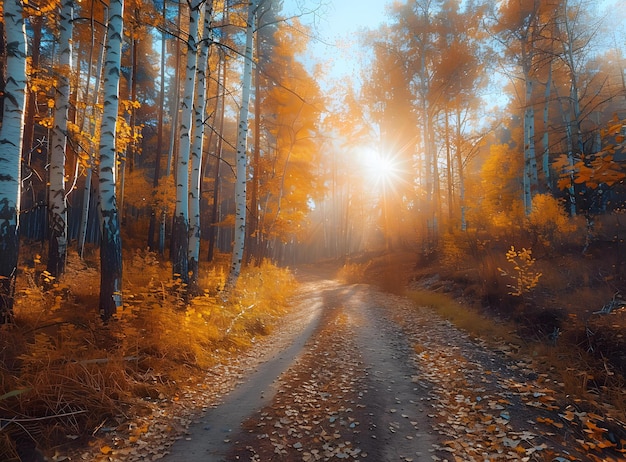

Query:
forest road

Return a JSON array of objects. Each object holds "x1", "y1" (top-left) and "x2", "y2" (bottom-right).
[
  {"x1": 162, "y1": 278, "x2": 439, "y2": 462},
  {"x1": 160, "y1": 275, "x2": 603, "y2": 462}
]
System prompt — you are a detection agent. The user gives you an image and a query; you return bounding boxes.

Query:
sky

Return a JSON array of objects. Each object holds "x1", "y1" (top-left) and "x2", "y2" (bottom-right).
[{"x1": 281, "y1": 0, "x2": 392, "y2": 85}]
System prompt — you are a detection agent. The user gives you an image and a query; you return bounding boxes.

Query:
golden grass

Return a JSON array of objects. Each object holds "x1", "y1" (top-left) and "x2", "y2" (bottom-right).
[
  {"x1": 0, "y1": 251, "x2": 297, "y2": 457},
  {"x1": 408, "y1": 289, "x2": 519, "y2": 344},
  {"x1": 336, "y1": 262, "x2": 370, "y2": 284}
]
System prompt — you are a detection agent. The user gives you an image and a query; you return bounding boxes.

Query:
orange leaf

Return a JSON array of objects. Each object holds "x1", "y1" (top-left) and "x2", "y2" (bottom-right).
[{"x1": 100, "y1": 445, "x2": 113, "y2": 455}]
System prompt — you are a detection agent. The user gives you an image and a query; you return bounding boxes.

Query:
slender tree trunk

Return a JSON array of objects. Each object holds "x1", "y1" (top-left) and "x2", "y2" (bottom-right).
[
  {"x1": 21, "y1": 16, "x2": 41, "y2": 166},
  {"x1": 228, "y1": 0, "x2": 258, "y2": 286},
  {"x1": 556, "y1": 85, "x2": 577, "y2": 216},
  {"x1": 542, "y1": 61, "x2": 552, "y2": 190},
  {"x1": 148, "y1": 2, "x2": 167, "y2": 252},
  {"x1": 172, "y1": 0, "x2": 201, "y2": 284},
  {"x1": 247, "y1": 16, "x2": 262, "y2": 264},
  {"x1": 0, "y1": 0, "x2": 27, "y2": 322},
  {"x1": 78, "y1": 0, "x2": 105, "y2": 258},
  {"x1": 98, "y1": 0, "x2": 125, "y2": 321},
  {"x1": 77, "y1": 168, "x2": 92, "y2": 257},
  {"x1": 119, "y1": 16, "x2": 139, "y2": 224},
  {"x1": 207, "y1": 54, "x2": 226, "y2": 262},
  {"x1": 47, "y1": 0, "x2": 74, "y2": 278},
  {"x1": 444, "y1": 111, "x2": 453, "y2": 231},
  {"x1": 167, "y1": 3, "x2": 182, "y2": 179},
  {"x1": 522, "y1": 61, "x2": 536, "y2": 215},
  {"x1": 188, "y1": 1, "x2": 214, "y2": 289},
  {"x1": 455, "y1": 109, "x2": 466, "y2": 232}
]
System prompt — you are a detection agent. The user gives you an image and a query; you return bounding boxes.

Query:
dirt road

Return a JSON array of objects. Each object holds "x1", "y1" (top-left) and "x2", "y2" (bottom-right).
[
  {"x1": 141, "y1": 277, "x2": 623, "y2": 461},
  {"x1": 161, "y1": 279, "x2": 438, "y2": 461}
]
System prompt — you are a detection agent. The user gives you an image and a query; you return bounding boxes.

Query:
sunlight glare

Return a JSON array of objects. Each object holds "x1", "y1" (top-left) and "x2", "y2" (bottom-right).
[{"x1": 359, "y1": 146, "x2": 401, "y2": 191}]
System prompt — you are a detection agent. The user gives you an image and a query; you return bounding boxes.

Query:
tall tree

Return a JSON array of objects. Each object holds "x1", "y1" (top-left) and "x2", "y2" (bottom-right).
[
  {"x1": 98, "y1": 0, "x2": 125, "y2": 321},
  {"x1": 254, "y1": 19, "x2": 324, "y2": 259},
  {"x1": 492, "y1": 0, "x2": 558, "y2": 214},
  {"x1": 188, "y1": 0, "x2": 214, "y2": 289},
  {"x1": 47, "y1": 0, "x2": 74, "y2": 278},
  {"x1": 172, "y1": 0, "x2": 202, "y2": 285},
  {"x1": 229, "y1": 0, "x2": 259, "y2": 286},
  {"x1": 0, "y1": 0, "x2": 27, "y2": 323}
]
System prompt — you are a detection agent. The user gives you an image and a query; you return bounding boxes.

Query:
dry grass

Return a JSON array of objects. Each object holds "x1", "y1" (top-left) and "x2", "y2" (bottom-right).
[
  {"x1": 407, "y1": 287, "x2": 625, "y2": 418},
  {"x1": 0, "y1": 249, "x2": 297, "y2": 458},
  {"x1": 336, "y1": 262, "x2": 371, "y2": 285},
  {"x1": 407, "y1": 289, "x2": 519, "y2": 344}
]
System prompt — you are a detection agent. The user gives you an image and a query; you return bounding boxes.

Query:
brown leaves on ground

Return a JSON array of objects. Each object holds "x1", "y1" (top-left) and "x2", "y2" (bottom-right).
[
  {"x1": 382, "y1": 290, "x2": 625, "y2": 462},
  {"x1": 227, "y1": 307, "x2": 374, "y2": 461}
]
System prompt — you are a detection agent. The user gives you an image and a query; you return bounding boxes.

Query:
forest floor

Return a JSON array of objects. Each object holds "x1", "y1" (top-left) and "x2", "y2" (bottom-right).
[{"x1": 70, "y1": 259, "x2": 625, "y2": 462}]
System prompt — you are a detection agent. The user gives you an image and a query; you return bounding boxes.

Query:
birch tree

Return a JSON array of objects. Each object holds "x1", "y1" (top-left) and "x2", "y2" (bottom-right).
[
  {"x1": 98, "y1": 0, "x2": 124, "y2": 321},
  {"x1": 228, "y1": 0, "x2": 259, "y2": 286},
  {"x1": 172, "y1": 0, "x2": 202, "y2": 285},
  {"x1": 493, "y1": 0, "x2": 550, "y2": 215},
  {"x1": 47, "y1": 0, "x2": 73, "y2": 278},
  {"x1": 188, "y1": 0, "x2": 214, "y2": 289},
  {"x1": 0, "y1": 0, "x2": 27, "y2": 323}
]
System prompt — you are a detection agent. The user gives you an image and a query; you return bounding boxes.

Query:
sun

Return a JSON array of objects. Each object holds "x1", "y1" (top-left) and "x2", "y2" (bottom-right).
[{"x1": 359, "y1": 146, "x2": 402, "y2": 190}]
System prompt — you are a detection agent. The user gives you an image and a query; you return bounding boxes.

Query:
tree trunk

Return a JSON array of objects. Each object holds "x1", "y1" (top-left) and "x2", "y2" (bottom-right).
[
  {"x1": 172, "y1": 0, "x2": 202, "y2": 284},
  {"x1": 78, "y1": 0, "x2": 105, "y2": 258},
  {"x1": 47, "y1": 0, "x2": 73, "y2": 278},
  {"x1": 207, "y1": 54, "x2": 226, "y2": 262},
  {"x1": 21, "y1": 16, "x2": 41, "y2": 166},
  {"x1": 228, "y1": 0, "x2": 258, "y2": 287},
  {"x1": 148, "y1": 2, "x2": 167, "y2": 252},
  {"x1": 0, "y1": 0, "x2": 27, "y2": 322},
  {"x1": 247, "y1": 13, "x2": 262, "y2": 264},
  {"x1": 98, "y1": 0, "x2": 125, "y2": 321},
  {"x1": 522, "y1": 61, "x2": 536, "y2": 216},
  {"x1": 188, "y1": 1, "x2": 214, "y2": 289},
  {"x1": 542, "y1": 61, "x2": 552, "y2": 190},
  {"x1": 455, "y1": 108, "x2": 466, "y2": 232}
]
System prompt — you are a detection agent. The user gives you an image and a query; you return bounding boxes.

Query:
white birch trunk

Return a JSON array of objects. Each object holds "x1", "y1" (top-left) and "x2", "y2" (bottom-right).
[
  {"x1": 188, "y1": 1, "x2": 214, "y2": 287},
  {"x1": 98, "y1": 0, "x2": 124, "y2": 321},
  {"x1": 172, "y1": 0, "x2": 202, "y2": 284},
  {"x1": 47, "y1": 0, "x2": 73, "y2": 278},
  {"x1": 228, "y1": 0, "x2": 258, "y2": 287},
  {"x1": 542, "y1": 62, "x2": 552, "y2": 189},
  {"x1": 0, "y1": 0, "x2": 27, "y2": 321},
  {"x1": 522, "y1": 61, "x2": 537, "y2": 215}
]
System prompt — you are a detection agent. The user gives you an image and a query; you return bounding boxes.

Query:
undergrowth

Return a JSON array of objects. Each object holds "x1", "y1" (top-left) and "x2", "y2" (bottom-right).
[{"x1": 0, "y1": 250, "x2": 296, "y2": 460}]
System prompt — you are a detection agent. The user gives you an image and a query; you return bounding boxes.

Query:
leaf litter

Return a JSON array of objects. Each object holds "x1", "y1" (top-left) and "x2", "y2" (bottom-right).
[{"x1": 68, "y1": 280, "x2": 625, "y2": 461}]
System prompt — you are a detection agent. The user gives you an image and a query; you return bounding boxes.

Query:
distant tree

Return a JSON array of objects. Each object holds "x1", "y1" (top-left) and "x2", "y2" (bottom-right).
[
  {"x1": 98, "y1": 0, "x2": 125, "y2": 321},
  {"x1": 254, "y1": 19, "x2": 324, "y2": 259},
  {"x1": 492, "y1": 0, "x2": 553, "y2": 215},
  {"x1": 0, "y1": 0, "x2": 28, "y2": 323}
]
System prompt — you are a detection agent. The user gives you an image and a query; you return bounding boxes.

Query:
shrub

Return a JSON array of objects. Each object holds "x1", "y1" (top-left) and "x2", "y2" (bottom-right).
[
  {"x1": 527, "y1": 194, "x2": 577, "y2": 250},
  {"x1": 498, "y1": 246, "x2": 542, "y2": 297}
]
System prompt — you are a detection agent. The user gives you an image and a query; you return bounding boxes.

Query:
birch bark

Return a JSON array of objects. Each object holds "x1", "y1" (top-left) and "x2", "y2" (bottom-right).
[
  {"x1": 172, "y1": 0, "x2": 202, "y2": 284},
  {"x1": 47, "y1": 0, "x2": 73, "y2": 277},
  {"x1": 228, "y1": 0, "x2": 258, "y2": 286},
  {"x1": 0, "y1": 0, "x2": 27, "y2": 322},
  {"x1": 98, "y1": 0, "x2": 125, "y2": 321},
  {"x1": 188, "y1": 0, "x2": 214, "y2": 288}
]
